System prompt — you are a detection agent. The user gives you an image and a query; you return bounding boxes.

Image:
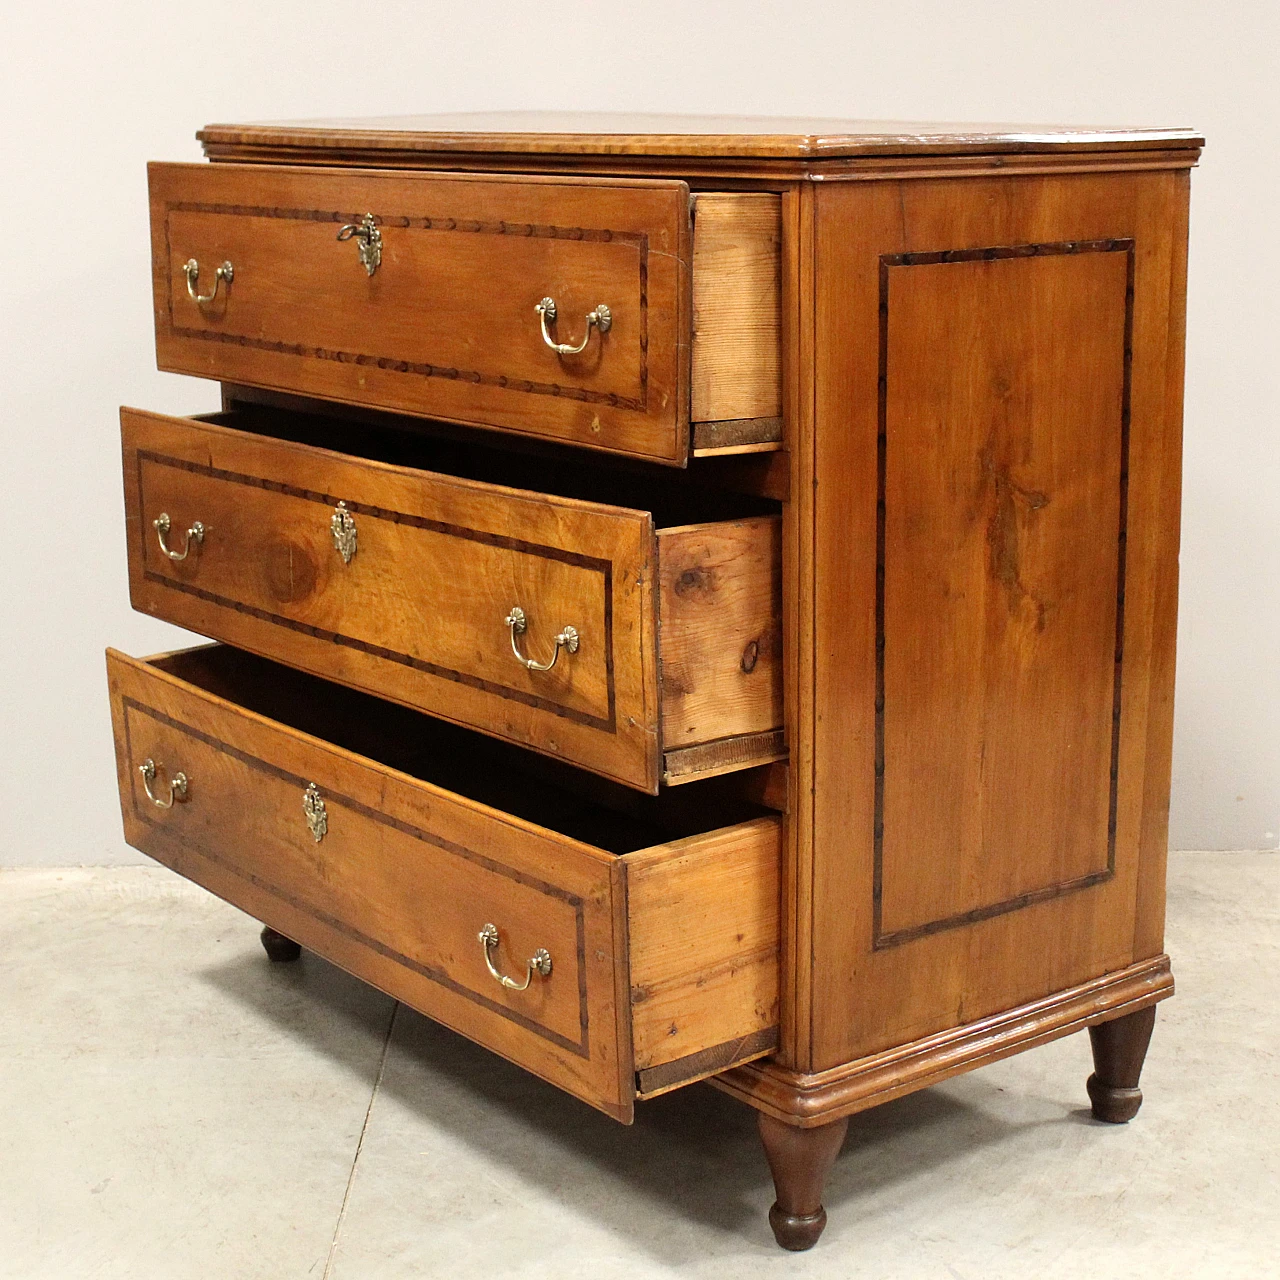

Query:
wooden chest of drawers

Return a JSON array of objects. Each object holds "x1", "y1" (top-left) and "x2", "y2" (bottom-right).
[{"x1": 108, "y1": 112, "x2": 1201, "y2": 1250}]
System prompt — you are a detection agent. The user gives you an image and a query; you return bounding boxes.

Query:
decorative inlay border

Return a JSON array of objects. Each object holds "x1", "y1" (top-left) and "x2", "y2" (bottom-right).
[
  {"x1": 873, "y1": 238, "x2": 1136, "y2": 949},
  {"x1": 123, "y1": 696, "x2": 593, "y2": 1058},
  {"x1": 164, "y1": 201, "x2": 649, "y2": 411},
  {"x1": 137, "y1": 449, "x2": 617, "y2": 733}
]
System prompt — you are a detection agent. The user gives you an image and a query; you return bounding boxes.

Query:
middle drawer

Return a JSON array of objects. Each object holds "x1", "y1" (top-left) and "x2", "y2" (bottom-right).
[{"x1": 122, "y1": 404, "x2": 783, "y2": 793}]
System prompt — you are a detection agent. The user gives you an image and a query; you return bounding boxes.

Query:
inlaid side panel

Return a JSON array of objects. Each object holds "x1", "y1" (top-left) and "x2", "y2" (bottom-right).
[
  {"x1": 806, "y1": 171, "x2": 1189, "y2": 1071},
  {"x1": 877, "y1": 242, "x2": 1133, "y2": 944}
]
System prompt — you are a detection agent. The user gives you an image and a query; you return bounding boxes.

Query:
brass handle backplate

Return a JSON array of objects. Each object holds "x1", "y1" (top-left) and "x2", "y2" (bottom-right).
[
  {"x1": 504, "y1": 606, "x2": 579, "y2": 672},
  {"x1": 330, "y1": 502, "x2": 357, "y2": 564},
  {"x1": 139, "y1": 758, "x2": 187, "y2": 809},
  {"x1": 478, "y1": 923, "x2": 552, "y2": 991},
  {"x1": 302, "y1": 783, "x2": 327, "y2": 843},
  {"x1": 535, "y1": 296, "x2": 612, "y2": 355},
  {"x1": 184, "y1": 258, "x2": 233, "y2": 305},
  {"x1": 153, "y1": 513, "x2": 204, "y2": 561},
  {"x1": 337, "y1": 214, "x2": 382, "y2": 276}
]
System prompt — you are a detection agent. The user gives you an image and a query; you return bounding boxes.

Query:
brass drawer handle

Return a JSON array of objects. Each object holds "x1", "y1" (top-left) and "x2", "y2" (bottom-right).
[
  {"x1": 478, "y1": 923, "x2": 552, "y2": 991},
  {"x1": 153, "y1": 513, "x2": 204, "y2": 561},
  {"x1": 535, "y1": 296, "x2": 612, "y2": 356},
  {"x1": 337, "y1": 213, "x2": 382, "y2": 276},
  {"x1": 330, "y1": 502, "x2": 357, "y2": 564},
  {"x1": 139, "y1": 758, "x2": 187, "y2": 809},
  {"x1": 183, "y1": 258, "x2": 233, "y2": 305},
  {"x1": 505, "y1": 606, "x2": 579, "y2": 672}
]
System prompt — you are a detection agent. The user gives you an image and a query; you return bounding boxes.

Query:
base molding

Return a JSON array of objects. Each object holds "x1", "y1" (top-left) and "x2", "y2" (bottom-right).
[{"x1": 710, "y1": 954, "x2": 1173, "y2": 1126}]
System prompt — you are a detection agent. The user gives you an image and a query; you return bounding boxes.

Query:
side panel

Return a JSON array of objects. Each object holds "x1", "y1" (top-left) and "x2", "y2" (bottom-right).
[{"x1": 809, "y1": 171, "x2": 1188, "y2": 1068}]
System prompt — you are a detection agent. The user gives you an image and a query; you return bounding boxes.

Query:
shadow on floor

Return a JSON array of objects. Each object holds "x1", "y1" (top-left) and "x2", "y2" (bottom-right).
[{"x1": 197, "y1": 941, "x2": 1077, "y2": 1259}]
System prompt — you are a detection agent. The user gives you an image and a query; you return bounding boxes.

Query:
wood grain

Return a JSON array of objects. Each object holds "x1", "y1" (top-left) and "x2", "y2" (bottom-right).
[
  {"x1": 626, "y1": 819, "x2": 781, "y2": 1072},
  {"x1": 878, "y1": 241, "x2": 1132, "y2": 943},
  {"x1": 662, "y1": 730, "x2": 788, "y2": 785},
  {"x1": 691, "y1": 194, "x2": 781, "y2": 425},
  {"x1": 657, "y1": 516, "x2": 783, "y2": 752},
  {"x1": 107, "y1": 645, "x2": 783, "y2": 1120}
]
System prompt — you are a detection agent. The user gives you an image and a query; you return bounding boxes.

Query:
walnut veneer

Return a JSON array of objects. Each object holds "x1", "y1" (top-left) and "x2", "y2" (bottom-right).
[{"x1": 108, "y1": 112, "x2": 1200, "y2": 1250}]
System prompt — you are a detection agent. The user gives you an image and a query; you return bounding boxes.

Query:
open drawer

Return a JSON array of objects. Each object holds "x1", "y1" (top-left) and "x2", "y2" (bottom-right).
[
  {"x1": 122, "y1": 404, "x2": 784, "y2": 792},
  {"x1": 107, "y1": 645, "x2": 781, "y2": 1122},
  {"x1": 150, "y1": 162, "x2": 781, "y2": 465}
]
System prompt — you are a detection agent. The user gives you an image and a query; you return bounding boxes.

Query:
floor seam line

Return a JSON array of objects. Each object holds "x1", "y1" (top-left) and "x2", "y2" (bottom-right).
[{"x1": 321, "y1": 1000, "x2": 399, "y2": 1280}]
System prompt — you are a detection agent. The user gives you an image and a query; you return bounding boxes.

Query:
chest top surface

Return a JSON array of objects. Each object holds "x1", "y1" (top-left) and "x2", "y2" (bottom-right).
[{"x1": 197, "y1": 110, "x2": 1203, "y2": 167}]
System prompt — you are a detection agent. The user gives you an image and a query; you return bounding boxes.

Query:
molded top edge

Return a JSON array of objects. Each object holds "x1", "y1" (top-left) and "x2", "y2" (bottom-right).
[{"x1": 197, "y1": 111, "x2": 1204, "y2": 160}]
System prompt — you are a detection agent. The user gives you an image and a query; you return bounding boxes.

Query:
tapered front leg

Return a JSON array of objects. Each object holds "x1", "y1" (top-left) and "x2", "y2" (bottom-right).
[
  {"x1": 1087, "y1": 1004, "x2": 1157, "y2": 1122},
  {"x1": 757, "y1": 1113, "x2": 849, "y2": 1250},
  {"x1": 260, "y1": 925, "x2": 302, "y2": 963}
]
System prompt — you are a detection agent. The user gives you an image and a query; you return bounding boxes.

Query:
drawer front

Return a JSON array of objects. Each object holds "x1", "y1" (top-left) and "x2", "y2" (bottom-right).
[
  {"x1": 123, "y1": 408, "x2": 662, "y2": 790},
  {"x1": 107, "y1": 647, "x2": 633, "y2": 1117},
  {"x1": 150, "y1": 163, "x2": 691, "y2": 465}
]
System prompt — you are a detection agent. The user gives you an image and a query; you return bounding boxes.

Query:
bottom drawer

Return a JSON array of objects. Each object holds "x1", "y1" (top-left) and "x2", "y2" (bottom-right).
[{"x1": 107, "y1": 644, "x2": 780, "y2": 1121}]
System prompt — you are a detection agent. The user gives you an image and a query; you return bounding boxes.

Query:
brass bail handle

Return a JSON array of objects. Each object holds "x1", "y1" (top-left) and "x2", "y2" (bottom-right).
[
  {"x1": 183, "y1": 258, "x2": 233, "y2": 305},
  {"x1": 139, "y1": 758, "x2": 188, "y2": 809},
  {"x1": 504, "y1": 606, "x2": 579, "y2": 673},
  {"x1": 153, "y1": 513, "x2": 204, "y2": 561},
  {"x1": 478, "y1": 923, "x2": 552, "y2": 991},
  {"x1": 337, "y1": 213, "x2": 382, "y2": 276},
  {"x1": 535, "y1": 296, "x2": 612, "y2": 355}
]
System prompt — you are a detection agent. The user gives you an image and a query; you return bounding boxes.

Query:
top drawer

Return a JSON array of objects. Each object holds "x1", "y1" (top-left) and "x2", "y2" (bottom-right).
[{"x1": 149, "y1": 163, "x2": 780, "y2": 466}]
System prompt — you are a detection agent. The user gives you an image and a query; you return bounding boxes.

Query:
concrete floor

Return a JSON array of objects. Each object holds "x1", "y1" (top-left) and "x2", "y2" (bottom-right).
[{"x1": 1, "y1": 852, "x2": 1275, "y2": 1279}]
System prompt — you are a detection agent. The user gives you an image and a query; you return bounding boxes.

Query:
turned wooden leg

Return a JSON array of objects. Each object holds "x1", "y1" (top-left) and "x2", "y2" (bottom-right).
[
  {"x1": 757, "y1": 1113, "x2": 849, "y2": 1251},
  {"x1": 260, "y1": 925, "x2": 302, "y2": 963},
  {"x1": 1087, "y1": 1004, "x2": 1156, "y2": 1122}
]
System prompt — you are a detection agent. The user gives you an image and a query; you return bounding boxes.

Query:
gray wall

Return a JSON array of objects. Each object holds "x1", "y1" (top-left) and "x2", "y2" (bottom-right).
[{"x1": 2, "y1": 0, "x2": 1275, "y2": 865}]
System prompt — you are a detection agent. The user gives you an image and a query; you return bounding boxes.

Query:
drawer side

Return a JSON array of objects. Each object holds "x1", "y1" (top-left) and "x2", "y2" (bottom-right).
[
  {"x1": 625, "y1": 818, "x2": 782, "y2": 1096},
  {"x1": 657, "y1": 516, "x2": 785, "y2": 783},
  {"x1": 691, "y1": 193, "x2": 783, "y2": 445}
]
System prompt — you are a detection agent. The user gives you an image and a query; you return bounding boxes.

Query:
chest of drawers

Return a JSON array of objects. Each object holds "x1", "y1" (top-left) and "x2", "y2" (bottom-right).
[{"x1": 107, "y1": 112, "x2": 1200, "y2": 1250}]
